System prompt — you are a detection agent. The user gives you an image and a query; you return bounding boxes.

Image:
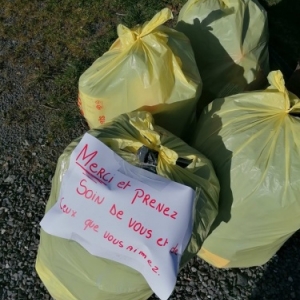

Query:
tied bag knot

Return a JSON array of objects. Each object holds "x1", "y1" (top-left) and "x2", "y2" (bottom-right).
[
  {"x1": 116, "y1": 8, "x2": 173, "y2": 48},
  {"x1": 129, "y1": 112, "x2": 179, "y2": 166},
  {"x1": 267, "y1": 71, "x2": 300, "y2": 114}
]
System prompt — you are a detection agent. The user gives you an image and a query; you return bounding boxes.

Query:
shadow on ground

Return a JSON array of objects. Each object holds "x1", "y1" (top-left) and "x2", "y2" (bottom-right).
[{"x1": 250, "y1": 230, "x2": 300, "y2": 299}]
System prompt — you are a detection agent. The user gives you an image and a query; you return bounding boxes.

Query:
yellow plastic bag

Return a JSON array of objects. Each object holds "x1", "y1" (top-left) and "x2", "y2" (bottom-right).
[
  {"x1": 78, "y1": 8, "x2": 202, "y2": 138},
  {"x1": 176, "y1": 0, "x2": 269, "y2": 111},
  {"x1": 36, "y1": 111, "x2": 219, "y2": 300},
  {"x1": 191, "y1": 71, "x2": 300, "y2": 268}
]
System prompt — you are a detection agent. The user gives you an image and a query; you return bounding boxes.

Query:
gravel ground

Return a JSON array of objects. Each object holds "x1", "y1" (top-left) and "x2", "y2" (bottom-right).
[{"x1": 1, "y1": 6, "x2": 300, "y2": 300}]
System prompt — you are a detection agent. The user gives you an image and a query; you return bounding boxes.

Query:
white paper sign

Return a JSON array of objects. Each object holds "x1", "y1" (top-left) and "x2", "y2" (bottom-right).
[{"x1": 40, "y1": 133, "x2": 195, "y2": 300}]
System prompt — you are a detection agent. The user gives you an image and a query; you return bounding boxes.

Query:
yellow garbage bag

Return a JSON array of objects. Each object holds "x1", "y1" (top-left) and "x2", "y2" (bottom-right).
[
  {"x1": 78, "y1": 8, "x2": 202, "y2": 138},
  {"x1": 36, "y1": 111, "x2": 219, "y2": 300},
  {"x1": 176, "y1": 0, "x2": 269, "y2": 112},
  {"x1": 191, "y1": 70, "x2": 300, "y2": 268}
]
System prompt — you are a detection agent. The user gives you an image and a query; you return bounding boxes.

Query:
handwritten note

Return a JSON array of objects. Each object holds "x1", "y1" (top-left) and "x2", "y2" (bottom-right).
[{"x1": 40, "y1": 133, "x2": 195, "y2": 300}]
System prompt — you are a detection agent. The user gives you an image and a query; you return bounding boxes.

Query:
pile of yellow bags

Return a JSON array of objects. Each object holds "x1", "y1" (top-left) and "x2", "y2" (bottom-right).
[{"x1": 36, "y1": 2, "x2": 300, "y2": 300}]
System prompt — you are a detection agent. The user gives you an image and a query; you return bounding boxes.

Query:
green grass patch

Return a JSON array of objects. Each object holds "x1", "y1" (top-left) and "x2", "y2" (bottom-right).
[
  {"x1": 1, "y1": 0, "x2": 299, "y2": 140},
  {"x1": 1, "y1": 0, "x2": 187, "y2": 139}
]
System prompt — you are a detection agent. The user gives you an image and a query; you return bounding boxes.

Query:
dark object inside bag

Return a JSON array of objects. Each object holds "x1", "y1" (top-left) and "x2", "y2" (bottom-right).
[
  {"x1": 137, "y1": 146, "x2": 159, "y2": 174},
  {"x1": 176, "y1": 157, "x2": 193, "y2": 168},
  {"x1": 137, "y1": 146, "x2": 192, "y2": 174}
]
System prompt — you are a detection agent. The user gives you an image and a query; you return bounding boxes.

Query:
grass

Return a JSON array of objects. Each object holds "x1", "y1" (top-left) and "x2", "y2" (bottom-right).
[
  {"x1": 1, "y1": 0, "x2": 186, "y2": 140},
  {"x1": 1, "y1": 0, "x2": 299, "y2": 141}
]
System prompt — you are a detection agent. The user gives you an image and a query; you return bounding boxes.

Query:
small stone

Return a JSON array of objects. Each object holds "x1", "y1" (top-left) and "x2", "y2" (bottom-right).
[
  {"x1": 232, "y1": 287, "x2": 240, "y2": 296},
  {"x1": 199, "y1": 267, "x2": 208, "y2": 275},
  {"x1": 208, "y1": 289, "x2": 215, "y2": 295},
  {"x1": 288, "y1": 277, "x2": 293, "y2": 282},
  {"x1": 7, "y1": 220, "x2": 14, "y2": 226},
  {"x1": 191, "y1": 267, "x2": 197, "y2": 273},
  {"x1": 237, "y1": 273, "x2": 248, "y2": 287},
  {"x1": 4, "y1": 175, "x2": 16, "y2": 183}
]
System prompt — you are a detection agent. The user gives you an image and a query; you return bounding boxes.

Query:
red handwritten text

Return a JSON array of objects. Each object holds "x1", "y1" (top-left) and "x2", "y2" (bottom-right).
[
  {"x1": 126, "y1": 246, "x2": 159, "y2": 274},
  {"x1": 76, "y1": 143, "x2": 114, "y2": 184},
  {"x1": 170, "y1": 244, "x2": 179, "y2": 255},
  {"x1": 76, "y1": 179, "x2": 105, "y2": 205},
  {"x1": 109, "y1": 204, "x2": 124, "y2": 220},
  {"x1": 83, "y1": 219, "x2": 99, "y2": 232},
  {"x1": 128, "y1": 217, "x2": 152, "y2": 239},
  {"x1": 156, "y1": 237, "x2": 169, "y2": 247},
  {"x1": 59, "y1": 197, "x2": 77, "y2": 217},
  {"x1": 117, "y1": 180, "x2": 131, "y2": 190},
  {"x1": 103, "y1": 231, "x2": 124, "y2": 247},
  {"x1": 131, "y1": 189, "x2": 178, "y2": 220}
]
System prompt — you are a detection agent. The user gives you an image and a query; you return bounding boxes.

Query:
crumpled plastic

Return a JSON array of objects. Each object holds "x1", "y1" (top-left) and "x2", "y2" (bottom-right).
[
  {"x1": 176, "y1": 0, "x2": 269, "y2": 112},
  {"x1": 78, "y1": 8, "x2": 202, "y2": 138},
  {"x1": 191, "y1": 70, "x2": 300, "y2": 268},
  {"x1": 36, "y1": 111, "x2": 219, "y2": 300}
]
